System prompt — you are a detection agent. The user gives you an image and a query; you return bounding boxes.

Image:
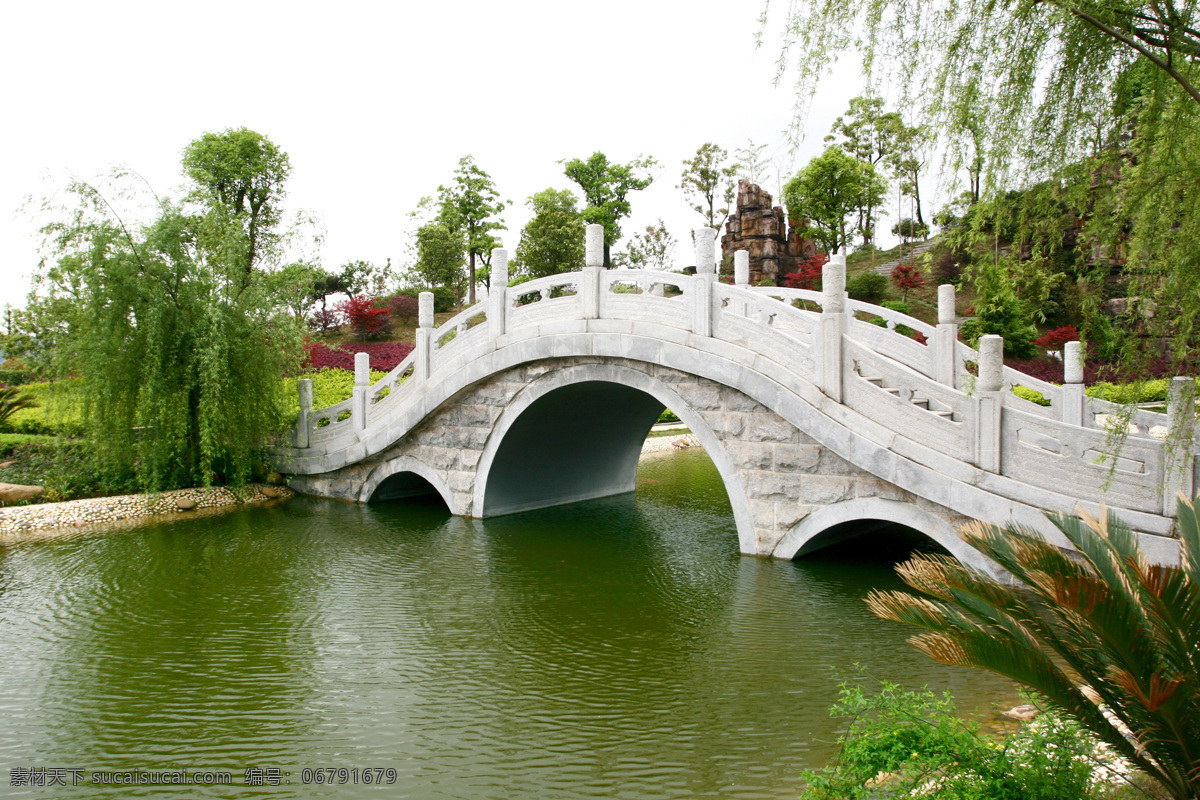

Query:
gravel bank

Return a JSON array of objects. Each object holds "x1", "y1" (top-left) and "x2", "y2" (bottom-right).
[
  {"x1": 0, "y1": 484, "x2": 293, "y2": 540},
  {"x1": 640, "y1": 433, "x2": 702, "y2": 455}
]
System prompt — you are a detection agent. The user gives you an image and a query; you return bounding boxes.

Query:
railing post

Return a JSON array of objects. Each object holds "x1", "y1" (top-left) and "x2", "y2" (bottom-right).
[
  {"x1": 352, "y1": 351, "x2": 370, "y2": 433},
  {"x1": 296, "y1": 378, "x2": 312, "y2": 448},
  {"x1": 734, "y1": 249, "x2": 749, "y2": 287},
  {"x1": 936, "y1": 284, "x2": 958, "y2": 387},
  {"x1": 1061, "y1": 340, "x2": 1084, "y2": 427},
  {"x1": 581, "y1": 223, "x2": 604, "y2": 320},
  {"x1": 489, "y1": 248, "x2": 508, "y2": 339},
  {"x1": 974, "y1": 334, "x2": 1004, "y2": 473},
  {"x1": 818, "y1": 253, "x2": 847, "y2": 402},
  {"x1": 691, "y1": 227, "x2": 717, "y2": 336},
  {"x1": 415, "y1": 291, "x2": 434, "y2": 384},
  {"x1": 1163, "y1": 376, "x2": 1196, "y2": 517}
]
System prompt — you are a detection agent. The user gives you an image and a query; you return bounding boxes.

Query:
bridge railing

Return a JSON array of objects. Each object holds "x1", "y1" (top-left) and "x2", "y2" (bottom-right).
[{"x1": 288, "y1": 223, "x2": 1195, "y2": 518}]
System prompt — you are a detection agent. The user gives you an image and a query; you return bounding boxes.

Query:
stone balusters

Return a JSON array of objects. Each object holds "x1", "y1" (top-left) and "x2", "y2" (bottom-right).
[
  {"x1": 734, "y1": 250, "x2": 750, "y2": 287},
  {"x1": 352, "y1": 351, "x2": 370, "y2": 433},
  {"x1": 415, "y1": 291, "x2": 434, "y2": 384},
  {"x1": 581, "y1": 223, "x2": 604, "y2": 320},
  {"x1": 936, "y1": 285, "x2": 958, "y2": 388},
  {"x1": 296, "y1": 378, "x2": 313, "y2": 448},
  {"x1": 1163, "y1": 376, "x2": 1196, "y2": 517},
  {"x1": 974, "y1": 334, "x2": 1004, "y2": 473},
  {"x1": 691, "y1": 228, "x2": 717, "y2": 337},
  {"x1": 818, "y1": 253, "x2": 847, "y2": 402},
  {"x1": 1061, "y1": 340, "x2": 1084, "y2": 427},
  {"x1": 490, "y1": 248, "x2": 508, "y2": 339}
]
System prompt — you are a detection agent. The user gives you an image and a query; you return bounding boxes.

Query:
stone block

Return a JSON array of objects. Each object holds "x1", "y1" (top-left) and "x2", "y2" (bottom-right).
[
  {"x1": 774, "y1": 502, "x2": 815, "y2": 531},
  {"x1": 745, "y1": 415, "x2": 798, "y2": 443},
  {"x1": 746, "y1": 473, "x2": 803, "y2": 502},
  {"x1": 722, "y1": 391, "x2": 768, "y2": 414},
  {"x1": 800, "y1": 476, "x2": 855, "y2": 504},
  {"x1": 676, "y1": 383, "x2": 723, "y2": 411},
  {"x1": 704, "y1": 412, "x2": 745, "y2": 438},
  {"x1": 726, "y1": 441, "x2": 773, "y2": 470},
  {"x1": 773, "y1": 444, "x2": 821, "y2": 472},
  {"x1": 855, "y1": 478, "x2": 909, "y2": 502},
  {"x1": 749, "y1": 499, "x2": 776, "y2": 530}
]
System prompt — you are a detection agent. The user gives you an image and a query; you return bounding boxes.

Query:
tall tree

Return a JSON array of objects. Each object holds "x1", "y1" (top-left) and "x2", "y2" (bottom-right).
[
  {"x1": 889, "y1": 122, "x2": 933, "y2": 227},
  {"x1": 413, "y1": 223, "x2": 466, "y2": 304},
  {"x1": 511, "y1": 189, "x2": 586, "y2": 279},
  {"x1": 438, "y1": 155, "x2": 506, "y2": 305},
  {"x1": 825, "y1": 96, "x2": 904, "y2": 245},
  {"x1": 561, "y1": 152, "x2": 656, "y2": 268},
  {"x1": 734, "y1": 140, "x2": 770, "y2": 186},
  {"x1": 33, "y1": 133, "x2": 305, "y2": 491},
  {"x1": 181, "y1": 128, "x2": 291, "y2": 276},
  {"x1": 679, "y1": 143, "x2": 740, "y2": 230},
  {"x1": 783, "y1": 147, "x2": 887, "y2": 254}
]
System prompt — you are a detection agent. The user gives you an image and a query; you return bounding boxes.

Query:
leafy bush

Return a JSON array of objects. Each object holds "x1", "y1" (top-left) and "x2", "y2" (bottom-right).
[
  {"x1": 1032, "y1": 324, "x2": 1078, "y2": 350},
  {"x1": 1086, "y1": 378, "x2": 1169, "y2": 404},
  {"x1": 1012, "y1": 385, "x2": 1052, "y2": 406},
  {"x1": 880, "y1": 299, "x2": 911, "y2": 315},
  {"x1": 303, "y1": 342, "x2": 414, "y2": 372},
  {"x1": 931, "y1": 249, "x2": 963, "y2": 286},
  {"x1": 0, "y1": 387, "x2": 37, "y2": 427},
  {"x1": 846, "y1": 272, "x2": 888, "y2": 302},
  {"x1": 388, "y1": 294, "x2": 419, "y2": 325},
  {"x1": 801, "y1": 681, "x2": 1105, "y2": 800},
  {"x1": 336, "y1": 294, "x2": 393, "y2": 340},
  {"x1": 962, "y1": 260, "x2": 1038, "y2": 357},
  {"x1": 0, "y1": 369, "x2": 32, "y2": 386},
  {"x1": 396, "y1": 286, "x2": 456, "y2": 313},
  {"x1": 308, "y1": 307, "x2": 344, "y2": 332},
  {"x1": 890, "y1": 261, "x2": 927, "y2": 298},
  {"x1": 783, "y1": 253, "x2": 829, "y2": 290},
  {"x1": 657, "y1": 408, "x2": 680, "y2": 424}
]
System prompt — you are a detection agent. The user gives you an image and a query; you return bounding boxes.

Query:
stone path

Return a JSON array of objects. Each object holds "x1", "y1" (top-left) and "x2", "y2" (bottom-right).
[{"x1": 870, "y1": 238, "x2": 939, "y2": 276}]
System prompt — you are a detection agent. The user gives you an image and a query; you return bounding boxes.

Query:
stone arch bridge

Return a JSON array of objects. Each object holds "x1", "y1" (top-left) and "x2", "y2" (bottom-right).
[{"x1": 270, "y1": 226, "x2": 1194, "y2": 572}]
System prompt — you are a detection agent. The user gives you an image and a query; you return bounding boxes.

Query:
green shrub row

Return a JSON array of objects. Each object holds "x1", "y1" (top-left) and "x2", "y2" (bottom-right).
[
  {"x1": 1086, "y1": 378, "x2": 1169, "y2": 404},
  {"x1": 1012, "y1": 385, "x2": 1052, "y2": 406}
]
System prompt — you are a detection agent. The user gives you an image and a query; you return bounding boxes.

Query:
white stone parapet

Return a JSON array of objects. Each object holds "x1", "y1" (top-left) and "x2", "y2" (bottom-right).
[{"x1": 935, "y1": 284, "x2": 958, "y2": 388}]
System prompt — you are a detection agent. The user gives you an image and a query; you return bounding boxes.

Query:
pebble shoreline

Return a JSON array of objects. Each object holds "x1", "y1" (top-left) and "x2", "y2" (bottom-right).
[
  {"x1": 0, "y1": 435, "x2": 700, "y2": 541},
  {"x1": 0, "y1": 484, "x2": 294, "y2": 540}
]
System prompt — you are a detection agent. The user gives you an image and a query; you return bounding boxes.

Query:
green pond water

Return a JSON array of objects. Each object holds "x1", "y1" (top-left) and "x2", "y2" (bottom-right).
[{"x1": 0, "y1": 448, "x2": 1016, "y2": 798}]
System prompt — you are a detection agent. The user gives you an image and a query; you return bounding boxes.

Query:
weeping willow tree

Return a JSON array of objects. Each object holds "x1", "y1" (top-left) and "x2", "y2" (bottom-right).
[
  {"x1": 33, "y1": 131, "x2": 306, "y2": 491},
  {"x1": 767, "y1": 0, "x2": 1200, "y2": 364}
]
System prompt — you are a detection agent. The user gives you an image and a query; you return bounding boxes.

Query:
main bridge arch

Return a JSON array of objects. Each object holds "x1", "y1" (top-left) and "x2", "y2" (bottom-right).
[{"x1": 284, "y1": 354, "x2": 979, "y2": 564}]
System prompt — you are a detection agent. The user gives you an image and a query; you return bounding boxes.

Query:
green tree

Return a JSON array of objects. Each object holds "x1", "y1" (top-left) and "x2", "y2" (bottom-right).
[
  {"x1": 734, "y1": 140, "x2": 771, "y2": 186},
  {"x1": 267, "y1": 261, "x2": 323, "y2": 318},
  {"x1": 888, "y1": 122, "x2": 933, "y2": 228},
  {"x1": 783, "y1": 147, "x2": 886, "y2": 254},
  {"x1": 181, "y1": 128, "x2": 291, "y2": 276},
  {"x1": 413, "y1": 223, "x2": 466, "y2": 304},
  {"x1": 561, "y1": 152, "x2": 656, "y2": 268},
  {"x1": 825, "y1": 96, "x2": 904, "y2": 245},
  {"x1": 618, "y1": 220, "x2": 677, "y2": 271},
  {"x1": 868, "y1": 495, "x2": 1200, "y2": 800},
  {"x1": 511, "y1": 189, "x2": 585, "y2": 279},
  {"x1": 679, "y1": 143, "x2": 740, "y2": 230},
  {"x1": 34, "y1": 135, "x2": 305, "y2": 491},
  {"x1": 438, "y1": 155, "x2": 506, "y2": 305},
  {"x1": 959, "y1": 258, "x2": 1040, "y2": 357}
]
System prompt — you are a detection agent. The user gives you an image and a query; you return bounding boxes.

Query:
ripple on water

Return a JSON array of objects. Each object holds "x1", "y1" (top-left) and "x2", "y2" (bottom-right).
[{"x1": 0, "y1": 448, "x2": 1018, "y2": 798}]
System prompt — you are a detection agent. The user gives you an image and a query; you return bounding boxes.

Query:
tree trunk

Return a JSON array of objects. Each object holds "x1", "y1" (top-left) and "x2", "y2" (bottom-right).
[
  {"x1": 913, "y1": 173, "x2": 925, "y2": 227},
  {"x1": 604, "y1": 243, "x2": 611, "y2": 269},
  {"x1": 468, "y1": 250, "x2": 476, "y2": 305}
]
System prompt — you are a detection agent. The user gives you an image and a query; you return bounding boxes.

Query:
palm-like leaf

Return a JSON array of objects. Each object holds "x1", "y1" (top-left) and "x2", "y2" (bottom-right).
[
  {"x1": 868, "y1": 496, "x2": 1200, "y2": 800},
  {"x1": 0, "y1": 385, "x2": 36, "y2": 427}
]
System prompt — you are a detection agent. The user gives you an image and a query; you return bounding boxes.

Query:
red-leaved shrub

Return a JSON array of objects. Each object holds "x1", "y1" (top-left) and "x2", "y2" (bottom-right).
[
  {"x1": 304, "y1": 342, "x2": 415, "y2": 372},
  {"x1": 337, "y1": 295, "x2": 393, "y2": 340},
  {"x1": 783, "y1": 254, "x2": 829, "y2": 290},
  {"x1": 389, "y1": 294, "x2": 419, "y2": 325},
  {"x1": 1032, "y1": 325, "x2": 1079, "y2": 351},
  {"x1": 890, "y1": 262, "x2": 927, "y2": 297}
]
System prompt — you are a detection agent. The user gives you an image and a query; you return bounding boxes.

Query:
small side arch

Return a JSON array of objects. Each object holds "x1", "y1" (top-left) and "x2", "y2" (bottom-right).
[
  {"x1": 772, "y1": 496, "x2": 1000, "y2": 577},
  {"x1": 358, "y1": 456, "x2": 461, "y2": 514}
]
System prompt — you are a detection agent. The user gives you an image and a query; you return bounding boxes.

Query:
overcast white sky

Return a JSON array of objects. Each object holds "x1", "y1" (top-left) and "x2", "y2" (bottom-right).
[{"x1": 0, "y1": 0, "x2": 935, "y2": 309}]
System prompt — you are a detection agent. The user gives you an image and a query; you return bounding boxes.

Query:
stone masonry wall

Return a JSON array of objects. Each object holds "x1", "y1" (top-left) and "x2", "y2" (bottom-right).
[{"x1": 291, "y1": 356, "x2": 969, "y2": 556}]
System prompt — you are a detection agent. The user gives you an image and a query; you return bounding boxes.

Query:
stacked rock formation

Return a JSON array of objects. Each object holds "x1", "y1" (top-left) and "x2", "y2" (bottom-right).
[{"x1": 721, "y1": 180, "x2": 817, "y2": 285}]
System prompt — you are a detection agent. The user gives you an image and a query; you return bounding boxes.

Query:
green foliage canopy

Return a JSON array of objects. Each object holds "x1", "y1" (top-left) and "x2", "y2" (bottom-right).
[
  {"x1": 562, "y1": 152, "x2": 656, "y2": 266},
  {"x1": 413, "y1": 223, "x2": 466, "y2": 303},
  {"x1": 784, "y1": 146, "x2": 886, "y2": 254},
  {"x1": 511, "y1": 188, "x2": 585, "y2": 279},
  {"x1": 34, "y1": 134, "x2": 306, "y2": 491},
  {"x1": 678, "y1": 143, "x2": 740, "y2": 230},
  {"x1": 438, "y1": 155, "x2": 506, "y2": 304}
]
